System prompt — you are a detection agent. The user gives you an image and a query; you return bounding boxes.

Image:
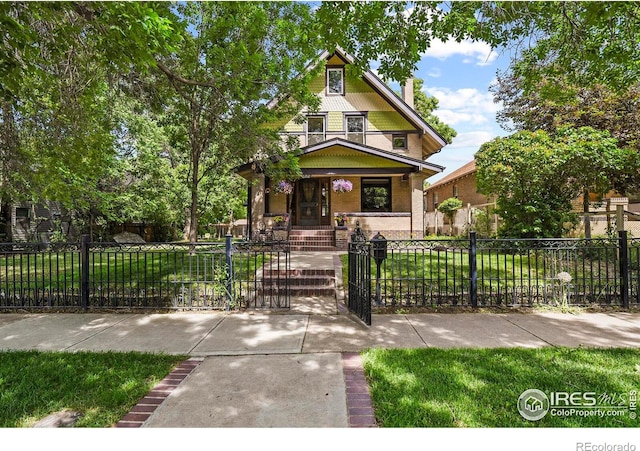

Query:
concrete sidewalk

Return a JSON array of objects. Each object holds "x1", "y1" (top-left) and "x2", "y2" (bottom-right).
[
  {"x1": 2, "y1": 310, "x2": 639, "y2": 354},
  {"x1": 1, "y1": 309, "x2": 640, "y2": 427}
]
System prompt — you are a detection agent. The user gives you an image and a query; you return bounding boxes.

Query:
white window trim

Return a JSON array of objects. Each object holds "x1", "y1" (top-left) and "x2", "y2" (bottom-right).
[
  {"x1": 306, "y1": 115, "x2": 326, "y2": 145},
  {"x1": 344, "y1": 114, "x2": 366, "y2": 144},
  {"x1": 326, "y1": 67, "x2": 344, "y2": 95}
]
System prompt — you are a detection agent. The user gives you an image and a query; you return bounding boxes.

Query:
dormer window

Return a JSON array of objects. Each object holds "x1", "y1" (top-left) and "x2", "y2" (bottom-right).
[
  {"x1": 307, "y1": 116, "x2": 325, "y2": 145},
  {"x1": 327, "y1": 68, "x2": 344, "y2": 95}
]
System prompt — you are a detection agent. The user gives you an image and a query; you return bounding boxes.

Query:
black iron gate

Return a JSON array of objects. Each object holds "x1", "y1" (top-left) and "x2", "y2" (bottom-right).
[{"x1": 347, "y1": 223, "x2": 371, "y2": 325}]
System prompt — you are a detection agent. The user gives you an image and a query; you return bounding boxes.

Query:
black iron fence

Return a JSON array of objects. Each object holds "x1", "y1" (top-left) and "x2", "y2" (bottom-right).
[
  {"x1": 0, "y1": 235, "x2": 289, "y2": 311},
  {"x1": 348, "y1": 231, "x2": 639, "y2": 313}
]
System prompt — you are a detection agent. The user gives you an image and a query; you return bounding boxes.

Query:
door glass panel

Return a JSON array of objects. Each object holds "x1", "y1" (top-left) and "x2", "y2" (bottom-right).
[
  {"x1": 298, "y1": 179, "x2": 320, "y2": 226},
  {"x1": 321, "y1": 183, "x2": 328, "y2": 218}
]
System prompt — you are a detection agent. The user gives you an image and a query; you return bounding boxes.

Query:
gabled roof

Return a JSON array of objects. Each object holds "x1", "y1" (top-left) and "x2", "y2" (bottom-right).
[
  {"x1": 301, "y1": 138, "x2": 444, "y2": 174},
  {"x1": 317, "y1": 48, "x2": 447, "y2": 152},
  {"x1": 425, "y1": 160, "x2": 476, "y2": 191}
]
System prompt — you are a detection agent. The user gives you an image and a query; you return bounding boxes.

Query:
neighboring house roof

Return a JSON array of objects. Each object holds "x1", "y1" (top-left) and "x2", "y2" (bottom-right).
[
  {"x1": 425, "y1": 160, "x2": 476, "y2": 192},
  {"x1": 299, "y1": 138, "x2": 444, "y2": 175}
]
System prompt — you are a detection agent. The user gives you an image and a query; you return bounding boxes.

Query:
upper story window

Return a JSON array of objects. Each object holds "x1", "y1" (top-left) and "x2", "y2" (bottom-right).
[
  {"x1": 345, "y1": 115, "x2": 365, "y2": 144},
  {"x1": 392, "y1": 134, "x2": 407, "y2": 149},
  {"x1": 327, "y1": 68, "x2": 344, "y2": 95},
  {"x1": 453, "y1": 185, "x2": 459, "y2": 198},
  {"x1": 307, "y1": 116, "x2": 325, "y2": 145}
]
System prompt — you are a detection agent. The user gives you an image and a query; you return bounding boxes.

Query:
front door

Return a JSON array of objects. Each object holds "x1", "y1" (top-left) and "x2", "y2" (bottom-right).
[{"x1": 296, "y1": 178, "x2": 330, "y2": 226}]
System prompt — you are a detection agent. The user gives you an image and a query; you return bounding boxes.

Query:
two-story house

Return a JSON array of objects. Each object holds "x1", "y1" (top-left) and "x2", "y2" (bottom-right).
[{"x1": 237, "y1": 48, "x2": 447, "y2": 248}]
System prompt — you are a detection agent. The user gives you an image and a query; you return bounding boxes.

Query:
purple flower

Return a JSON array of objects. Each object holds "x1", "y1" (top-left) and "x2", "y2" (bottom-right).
[
  {"x1": 275, "y1": 180, "x2": 293, "y2": 195},
  {"x1": 332, "y1": 179, "x2": 353, "y2": 193}
]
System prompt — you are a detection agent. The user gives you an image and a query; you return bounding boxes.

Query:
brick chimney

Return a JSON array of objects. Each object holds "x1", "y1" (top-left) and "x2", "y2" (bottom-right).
[{"x1": 401, "y1": 77, "x2": 414, "y2": 108}]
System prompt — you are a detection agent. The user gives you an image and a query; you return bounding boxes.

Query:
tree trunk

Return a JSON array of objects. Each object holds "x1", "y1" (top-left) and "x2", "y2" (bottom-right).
[
  {"x1": 583, "y1": 188, "x2": 591, "y2": 239},
  {"x1": 187, "y1": 149, "x2": 200, "y2": 243},
  {"x1": 182, "y1": 213, "x2": 191, "y2": 242}
]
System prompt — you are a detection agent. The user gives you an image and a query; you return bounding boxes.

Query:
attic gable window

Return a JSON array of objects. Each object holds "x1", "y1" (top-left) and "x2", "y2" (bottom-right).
[{"x1": 327, "y1": 68, "x2": 344, "y2": 95}]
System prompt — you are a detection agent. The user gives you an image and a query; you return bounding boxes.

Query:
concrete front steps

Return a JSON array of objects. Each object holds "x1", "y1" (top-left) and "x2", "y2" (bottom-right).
[
  {"x1": 261, "y1": 268, "x2": 336, "y2": 297},
  {"x1": 288, "y1": 228, "x2": 336, "y2": 251}
]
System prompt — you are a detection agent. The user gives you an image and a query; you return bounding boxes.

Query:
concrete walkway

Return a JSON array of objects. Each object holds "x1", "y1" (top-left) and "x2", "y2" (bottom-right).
[
  {"x1": 2, "y1": 310, "x2": 639, "y2": 354},
  {"x1": 1, "y1": 252, "x2": 640, "y2": 427},
  {"x1": 2, "y1": 309, "x2": 640, "y2": 428}
]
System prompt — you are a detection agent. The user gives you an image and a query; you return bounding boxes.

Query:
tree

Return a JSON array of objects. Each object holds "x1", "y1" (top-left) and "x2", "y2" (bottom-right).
[
  {"x1": 556, "y1": 127, "x2": 640, "y2": 238},
  {"x1": 0, "y1": 2, "x2": 182, "y2": 238},
  {"x1": 476, "y1": 131, "x2": 577, "y2": 238},
  {"x1": 315, "y1": 2, "x2": 640, "y2": 91},
  {"x1": 437, "y1": 197, "x2": 463, "y2": 236},
  {"x1": 491, "y1": 74, "x2": 640, "y2": 155},
  {"x1": 476, "y1": 128, "x2": 639, "y2": 238},
  {"x1": 155, "y1": 2, "x2": 321, "y2": 242},
  {"x1": 491, "y1": 72, "x2": 640, "y2": 237}
]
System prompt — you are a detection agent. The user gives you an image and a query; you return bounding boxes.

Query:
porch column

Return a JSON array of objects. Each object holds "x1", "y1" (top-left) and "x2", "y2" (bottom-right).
[
  {"x1": 251, "y1": 173, "x2": 266, "y2": 234},
  {"x1": 410, "y1": 172, "x2": 425, "y2": 239}
]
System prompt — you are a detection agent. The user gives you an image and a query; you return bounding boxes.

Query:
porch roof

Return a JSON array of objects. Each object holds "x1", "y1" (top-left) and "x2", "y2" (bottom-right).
[{"x1": 299, "y1": 138, "x2": 444, "y2": 175}]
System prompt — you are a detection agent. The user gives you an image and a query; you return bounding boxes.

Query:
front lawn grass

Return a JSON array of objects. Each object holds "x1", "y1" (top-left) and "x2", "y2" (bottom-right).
[
  {"x1": 362, "y1": 347, "x2": 640, "y2": 427},
  {"x1": 0, "y1": 350, "x2": 186, "y2": 427},
  {"x1": 0, "y1": 248, "x2": 265, "y2": 290}
]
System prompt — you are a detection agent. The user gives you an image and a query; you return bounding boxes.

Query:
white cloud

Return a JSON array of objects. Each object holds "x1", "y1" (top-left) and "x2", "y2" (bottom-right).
[
  {"x1": 423, "y1": 86, "x2": 501, "y2": 129},
  {"x1": 448, "y1": 131, "x2": 496, "y2": 149},
  {"x1": 426, "y1": 67, "x2": 441, "y2": 78},
  {"x1": 425, "y1": 87, "x2": 499, "y2": 113},
  {"x1": 423, "y1": 39, "x2": 497, "y2": 66},
  {"x1": 432, "y1": 110, "x2": 489, "y2": 126}
]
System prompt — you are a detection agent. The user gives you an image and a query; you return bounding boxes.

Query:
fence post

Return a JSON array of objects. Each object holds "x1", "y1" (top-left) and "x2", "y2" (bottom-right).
[
  {"x1": 619, "y1": 230, "x2": 629, "y2": 308},
  {"x1": 616, "y1": 205, "x2": 625, "y2": 232},
  {"x1": 80, "y1": 234, "x2": 90, "y2": 311},
  {"x1": 469, "y1": 231, "x2": 478, "y2": 308},
  {"x1": 225, "y1": 233, "x2": 233, "y2": 310}
]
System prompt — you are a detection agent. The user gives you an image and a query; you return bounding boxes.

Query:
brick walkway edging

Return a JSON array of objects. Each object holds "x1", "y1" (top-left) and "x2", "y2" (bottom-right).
[
  {"x1": 114, "y1": 357, "x2": 203, "y2": 428},
  {"x1": 342, "y1": 352, "x2": 378, "y2": 427},
  {"x1": 116, "y1": 354, "x2": 375, "y2": 428}
]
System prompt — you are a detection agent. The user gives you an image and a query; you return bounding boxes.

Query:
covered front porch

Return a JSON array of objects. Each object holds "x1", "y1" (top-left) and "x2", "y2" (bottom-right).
[{"x1": 240, "y1": 139, "x2": 443, "y2": 244}]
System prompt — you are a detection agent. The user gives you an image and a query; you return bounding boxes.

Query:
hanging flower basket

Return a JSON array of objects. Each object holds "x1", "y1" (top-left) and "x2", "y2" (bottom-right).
[
  {"x1": 332, "y1": 179, "x2": 353, "y2": 193},
  {"x1": 275, "y1": 180, "x2": 293, "y2": 195}
]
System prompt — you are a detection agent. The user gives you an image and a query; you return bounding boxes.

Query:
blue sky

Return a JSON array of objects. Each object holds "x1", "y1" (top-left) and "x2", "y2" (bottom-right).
[{"x1": 404, "y1": 38, "x2": 512, "y2": 183}]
